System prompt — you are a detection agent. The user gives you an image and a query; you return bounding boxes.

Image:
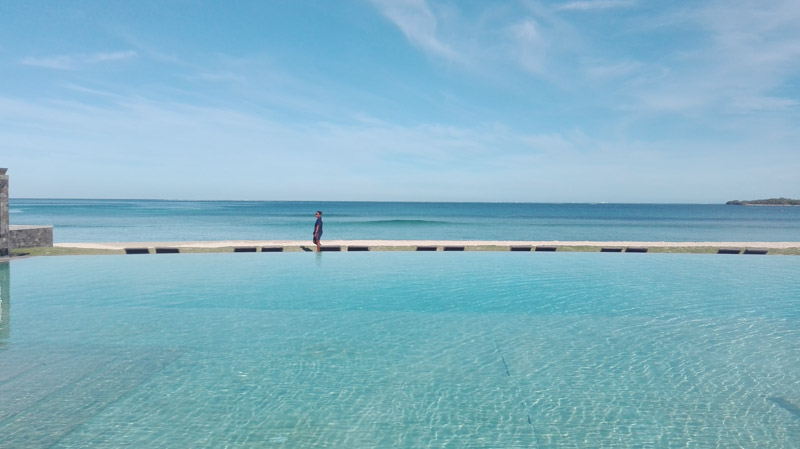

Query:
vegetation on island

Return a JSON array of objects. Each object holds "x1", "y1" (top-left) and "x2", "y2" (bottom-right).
[{"x1": 726, "y1": 197, "x2": 800, "y2": 206}]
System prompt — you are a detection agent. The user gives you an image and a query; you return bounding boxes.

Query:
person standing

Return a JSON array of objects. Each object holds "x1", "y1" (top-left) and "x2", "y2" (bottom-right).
[{"x1": 313, "y1": 211, "x2": 323, "y2": 251}]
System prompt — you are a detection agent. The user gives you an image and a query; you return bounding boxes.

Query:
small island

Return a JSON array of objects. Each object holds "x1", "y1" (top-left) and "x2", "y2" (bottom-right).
[{"x1": 726, "y1": 197, "x2": 800, "y2": 206}]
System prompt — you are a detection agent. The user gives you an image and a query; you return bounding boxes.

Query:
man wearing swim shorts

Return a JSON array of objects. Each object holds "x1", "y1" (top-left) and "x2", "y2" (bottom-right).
[{"x1": 313, "y1": 211, "x2": 323, "y2": 251}]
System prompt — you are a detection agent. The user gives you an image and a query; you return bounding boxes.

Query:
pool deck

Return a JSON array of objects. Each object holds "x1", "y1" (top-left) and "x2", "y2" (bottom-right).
[{"x1": 50, "y1": 240, "x2": 800, "y2": 255}]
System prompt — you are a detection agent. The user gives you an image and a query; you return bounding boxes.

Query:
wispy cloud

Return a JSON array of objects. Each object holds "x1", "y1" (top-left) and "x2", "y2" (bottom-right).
[
  {"x1": 112, "y1": 29, "x2": 184, "y2": 65},
  {"x1": 192, "y1": 71, "x2": 247, "y2": 84},
  {"x1": 628, "y1": 0, "x2": 800, "y2": 116},
  {"x1": 729, "y1": 96, "x2": 798, "y2": 113},
  {"x1": 584, "y1": 60, "x2": 642, "y2": 80},
  {"x1": 2, "y1": 84, "x2": 797, "y2": 201},
  {"x1": 368, "y1": 1, "x2": 581, "y2": 81},
  {"x1": 20, "y1": 51, "x2": 137, "y2": 70},
  {"x1": 507, "y1": 19, "x2": 549, "y2": 75},
  {"x1": 370, "y1": 0, "x2": 459, "y2": 61},
  {"x1": 502, "y1": 3, "x2": 580, "y2": 82},
  {"x1": 557, "y1": 1, "x2": 637, "y2": 12}
]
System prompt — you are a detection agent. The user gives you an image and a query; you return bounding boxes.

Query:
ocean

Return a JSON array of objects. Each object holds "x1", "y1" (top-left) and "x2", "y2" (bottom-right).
[{"x1": 9, "y1": 199, "x2": 800, "y2": 242}]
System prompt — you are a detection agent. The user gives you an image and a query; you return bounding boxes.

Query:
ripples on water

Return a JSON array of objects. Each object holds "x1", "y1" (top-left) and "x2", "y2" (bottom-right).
[{"x1": 1, "y1": 253, "x2": 799, "y2": 447}]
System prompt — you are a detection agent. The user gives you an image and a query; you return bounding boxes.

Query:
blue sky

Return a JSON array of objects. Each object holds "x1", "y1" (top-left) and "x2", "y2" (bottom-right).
[{"x1": 2, "y1": 0, "x2": 799, "y2": 202}]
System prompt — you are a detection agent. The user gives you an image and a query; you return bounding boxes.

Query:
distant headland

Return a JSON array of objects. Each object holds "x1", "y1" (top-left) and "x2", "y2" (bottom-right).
[{"x1": 726, "y1": 198, "x2": 800, "y2": 206}]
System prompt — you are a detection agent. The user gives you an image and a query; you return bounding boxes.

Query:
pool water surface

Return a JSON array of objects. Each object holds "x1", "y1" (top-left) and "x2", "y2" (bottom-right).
[{"x1": 0, "y1": 252, "x2": 798, "y2": 448}]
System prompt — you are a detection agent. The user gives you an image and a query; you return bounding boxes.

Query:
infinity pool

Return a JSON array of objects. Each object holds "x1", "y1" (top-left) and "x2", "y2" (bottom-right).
[{"x1": 1, "y1": 253, "x2": 799, "y2": 448}]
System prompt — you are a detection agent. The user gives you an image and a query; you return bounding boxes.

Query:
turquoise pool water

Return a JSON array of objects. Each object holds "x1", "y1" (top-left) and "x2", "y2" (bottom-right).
[{"x1": 1, "y1": 253, "x2": 799, "y2": 448}]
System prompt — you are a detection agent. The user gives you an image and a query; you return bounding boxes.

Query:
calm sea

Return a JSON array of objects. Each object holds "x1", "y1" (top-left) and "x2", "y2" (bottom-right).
[{"x1": 9, "y1": 199, "x2": 800, "y2": 242}]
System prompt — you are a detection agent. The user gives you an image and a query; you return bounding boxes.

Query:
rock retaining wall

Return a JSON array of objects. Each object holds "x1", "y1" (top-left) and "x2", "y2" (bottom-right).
[{"x1": 9, "y1": 225, "x2": 54, "y2": 249}]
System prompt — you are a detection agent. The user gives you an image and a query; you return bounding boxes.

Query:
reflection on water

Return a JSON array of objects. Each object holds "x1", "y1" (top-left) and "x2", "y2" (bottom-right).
[{"x1": 0, "y1": 262, "x2": 8, "y2": 346}]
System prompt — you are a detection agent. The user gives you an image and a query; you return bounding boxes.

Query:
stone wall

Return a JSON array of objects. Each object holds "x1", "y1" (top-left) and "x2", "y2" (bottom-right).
[
  {"x1": 0, "y1": 169, "x2": 8, "y2": 257},
  {"x1": 9, "y1": 225, "x2": 54, "y2": 249}
]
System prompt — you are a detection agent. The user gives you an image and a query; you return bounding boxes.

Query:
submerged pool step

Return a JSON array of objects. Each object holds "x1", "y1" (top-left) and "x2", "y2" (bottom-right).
[
  {"x1": 124, "y1": 248, "x2": 150, "y2": 255},
  {"x1": 114, "y1": 244, "x2": 775, "y2": 255}
]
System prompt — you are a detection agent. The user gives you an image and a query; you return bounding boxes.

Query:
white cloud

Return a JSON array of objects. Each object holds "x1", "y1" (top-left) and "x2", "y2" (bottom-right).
[
  {"x1": 2, "y1": 88, "x2": 798, "y2": 201},
  {"x1": 584, "y1": 60, "x2": 641, "y2": 80},
  {"x1": 370, "y1": 0, "x2": 459, "y2": 61},
  {"x1": 20, "y1": 51, "x2": 137, "y2": 70},
  {"x1": 611, "y1": 0, "x2": 800, "y2": 119},
  {"x1": 637, "y1": 91, "x2": 709, "y2": 113},
  {"x1": 20, "y1": 55, "x2": 75, "y2": 70},
  {"x1": 511, "y1": 19, "x2": 540, "y2": 43},
  {"x1": 557, "y1": 1, "x2": 637, "y2": 12},
  {"x1": 508, "y1": 19, "x2": 549, "y2": 75},
  {"x1": 192, "y1": 71, "x2": 247, "y2": 84},
  {"x1": 367, "y1": 1, "x2": 582, "y2": 82},
  {"x1": 729, "y1": 96, "x2": 798, "y2": 113},
  {"x1": 506, "y1": 2, "x2": 582, "y2": 82},
  {"x1": 700, "y1": 0, "x2": 800, "y2": 75}
]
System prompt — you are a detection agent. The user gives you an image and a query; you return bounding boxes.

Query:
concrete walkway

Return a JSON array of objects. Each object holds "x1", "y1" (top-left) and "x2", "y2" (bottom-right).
[{"x1": 53, "y1": 240, "x2": 800, "y2": 254}]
